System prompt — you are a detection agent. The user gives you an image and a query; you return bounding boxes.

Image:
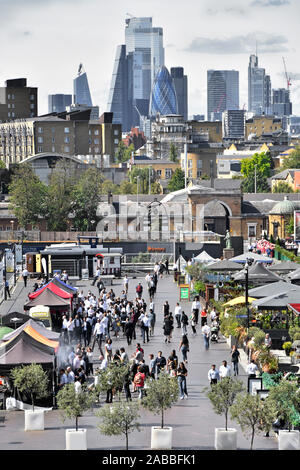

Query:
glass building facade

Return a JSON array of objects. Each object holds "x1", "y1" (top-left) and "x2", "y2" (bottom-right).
[
  {"x1": 207, "y1": 70, "x2": 239, "y2": 121},
  {"x1": 248, "y1": 54, "x2": 272, "y2": 115},
  {"x1": 73, "y1": 65, "x2": 93, "y2": 107},
  {"x1": 149, "y1": 66, "x2": 178, "y2": 117}
]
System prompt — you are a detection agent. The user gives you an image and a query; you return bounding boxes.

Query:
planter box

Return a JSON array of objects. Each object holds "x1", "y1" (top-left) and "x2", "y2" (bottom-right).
[
  {"x1": 215, "y1": 428, "x2": 237, "y2": 450},
  {"x1": 25, "y1": 410, "x2": 44, "y2": 431},
  {"x1": 151, "y1": 426, "x2": 173, "y2": 449},
  {"x1": 66, "y1": 429, "x2": 87, "y2": 450},
  {"x1": 278, "y1": 430, "x2": 300, "y2": 450}
]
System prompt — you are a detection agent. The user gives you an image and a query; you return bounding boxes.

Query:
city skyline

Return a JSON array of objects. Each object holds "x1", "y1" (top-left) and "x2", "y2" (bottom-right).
[{"x1": 0, "y1": 0, "x2": 300, "y2": 117}]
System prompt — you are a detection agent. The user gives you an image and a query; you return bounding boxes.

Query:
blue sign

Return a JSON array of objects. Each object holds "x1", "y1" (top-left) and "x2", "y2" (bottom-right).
[{"x1": 236, "y1": 315, "x2": 247, "y2": 318}]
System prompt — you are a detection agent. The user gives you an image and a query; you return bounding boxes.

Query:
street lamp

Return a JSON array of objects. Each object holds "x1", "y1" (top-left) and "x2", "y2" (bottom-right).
[{"x1": 245, "y1": 257, "x2": 254, "y2": 329}]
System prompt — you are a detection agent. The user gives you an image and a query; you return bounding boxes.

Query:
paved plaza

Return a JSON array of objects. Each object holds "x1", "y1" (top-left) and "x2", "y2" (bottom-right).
[{"x1": 0, "y1": 273, "x2": 279, "y2": 450}]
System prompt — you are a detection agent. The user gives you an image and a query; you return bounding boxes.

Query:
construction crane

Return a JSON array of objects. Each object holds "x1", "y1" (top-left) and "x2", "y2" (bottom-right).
[{"x1": 282, "y1": 57, "x2": 292, "y2": 92}]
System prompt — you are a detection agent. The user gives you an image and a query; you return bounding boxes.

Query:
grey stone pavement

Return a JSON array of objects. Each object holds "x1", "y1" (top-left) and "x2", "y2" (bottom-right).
[{"x1": 0, "y1": 274, "x2": 279, "y2": 451}]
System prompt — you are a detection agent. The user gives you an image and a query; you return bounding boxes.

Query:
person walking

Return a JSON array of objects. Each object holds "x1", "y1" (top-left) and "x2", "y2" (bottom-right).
[
  {"x1": 230, "y1": 345, "x2": 240, "y2": 376},
  {"x1": 174, "y1": 302, "x2": 182, "y2": 328},
  {"x1": 22, "y1": 267, "x2": 29, "y2": 287},
  {"x1": 177, "y1": 362, "x2": 188, "y2": 400},
  {"x1": 191, "y1": 296, "x2": 200, "y2": 325},
  {"x1": 180, "y1": 311, "x2": 189, "y2": 335},
  {"x1": 219, "y1": 360, "x2": 231, "y2": 379},
  {"x1": 202, "y1": 323, "x2": 211, "y2": 350},
  {"x1": 207, "y1": 364, "x2": 220, "y2": 386},
  {"x1": 163, "y1": 313, "x2": 173, "y2": 343},
  {"x1": 179, "y1": 334, "x2": 189, "y2": 364},
  {"x1": 246, "y1": 359, "x2": 258, "y2": 378},
  {"x1": 4, "y1": 278, "x2": 10, "y2": 299},
  {"x1": 133, "y1": 366, "x2": 146, "y2": 400},
  {"x1": 154, "y1": 351, "x2": 166, "y2": 375},
  {"x1": 190, "y1": 311, "x2": 197, "y2": 336},
  {"x1": 123, "y1": 275, "x2": 129, "y2": 294},
  {"x1": 92, "y1": 266, "x2": 101, "y2": 286}
]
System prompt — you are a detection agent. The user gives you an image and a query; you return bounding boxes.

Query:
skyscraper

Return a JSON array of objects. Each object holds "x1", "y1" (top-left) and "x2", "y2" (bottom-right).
[
  {"x1": 73, "y1": 63, "x2": 93, "y2": 107},
  {"x1": 222, "y1": 109, "x2": 245, "y2": 140},
  {"x1": 207, "y1": 70, "x2": 239, "y2": 121},
  {"x1": 149, "y1": 66, "x2": 178, "y2": 117},
  {"x1": 107, "y1": 16, "x2": 165, "y2": 131},
  {"x1": 272, "y1": 88, "x2": 292, "y2": 117},
  {"x1": 171, "y1": 67, "x2": 188, "y2": 120},
  {"x1": 248, "y1": 54, "x2": 272, "y2": 115},
  {"x1": 48, "y1": 94, "x2": 72, "y2": 113}
]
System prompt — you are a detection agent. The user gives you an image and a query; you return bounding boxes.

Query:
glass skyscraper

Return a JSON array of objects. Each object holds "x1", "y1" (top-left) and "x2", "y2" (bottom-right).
[
  {"x1": 107, "y1": 16, "x2": 165, "y2": 131},
  {"x1": 48, "y1": 94, "x2": 72, "y2": 113},
  {"x1": 73, "y1": 64, "x2": 93, "y2": 107},
  {"x1": 149, "y1": 66, "x2": 178, "y2": 116},
  {"x1": 171, "y1": 67, "x2": 188, "y2": 120},
  {"x1": 207, "y1": 70, "x2": 239, "y2": 121},
  {"x1": 248, "y1": 54, "x2": 271, "y2": 115}
]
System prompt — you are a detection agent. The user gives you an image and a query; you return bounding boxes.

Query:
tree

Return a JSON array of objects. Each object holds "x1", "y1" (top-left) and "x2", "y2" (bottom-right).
[
  {"x1": 115, "y1": 142, "x2": 135, "y2": 163},
  {"x1": 240, "y1": 152, "x2": 272, "y2": 193},
  {"x1": 267, "y1": 380, "x2": 300, "y2": 431},
  {"x1": 9, "y1": 164, "x2": 48, "y2": 228},
  {"x1": 46, "y1": 161, "x2": 75, "y2": 230},
  {"x1": 142, "y1": 371, "x2": 179, "y2": 429},
  {"x1": 205, "y1": 377, "x2": 244, "y2": 431},
  {"x1": 56, "y1": 383, "x2": 94, "y2": 431},
  {"x1": 272, "y1": 181, "x2": 294, "y2": 193},
  {"x1": 282, "y1": 146, "x2": 300, "y2": 170},
  {"x1": 71, "y1": 167, "x2": 104, "y2": 231},
  {"x1": 169, "y1": 143, "x2": 178, "y2": 162},
  {"x1": 128, "y1": 167, "x2": 150, "y2": 194},
  {"x1": 230, "y1": 393, "x2": 277, "y2": 450},
  {"x1": 167, "y1": 168, "x2": 185, "y2": 192},
  {"x1": 11, "y1": 364, "x2": 49, "y2": 412},
  {"x1": 95, "y1": 362, "x2": 130, "y2": 402},
  {"x1": 118, "y1": 180, "x2": 137, "y2": 194},
  {"x1": 97, "y1": 401, "x2": 141, "y2": 450}
]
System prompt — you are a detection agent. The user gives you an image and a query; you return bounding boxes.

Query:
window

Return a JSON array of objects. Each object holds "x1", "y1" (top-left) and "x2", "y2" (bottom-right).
[
  {"x1": 156, "y1": 169, "x2": 162, "y2": 177},
  {"x1": 52, "y1": 146, "x2": 55, "y2": 153},
  {"x1": 188, "y1": 159, "x2": 192, "y2": 168},
  {"x1": 38, "y1": 127, "x2": 43, "y2": 133},
  {"x1": 248, "y1": 225, "x2": 256, "y2": 238},
  {"x1": 188, "y1": 169, "x2": 193, "y2": 178},
  {"x1": 8, "y1": 104, "x2": 10, "y2": 109},
  {"x1": 64, "y1": 146, "x2": 70, "y2": 153},
  {"x1": 51, "y1": 127, "x2": 55, "y2": 133},
  {"x1": 7, "y1": 94, "x2": 10, "y2": 100},
  {"x1": 94, "y1": 138, "x2": 99, "y2": 144},
  {"x1": 30, "y1": 94, "x2": 35, "y2": 101},
  {"x1": 11, "y1": 94, "x2": 15, "y2": 100},
  {"x1": 165, "y1": 169, "x2": 172, "y2": 179},
  {"x1": 64, "y1": 136, "x2": 70, "y2": 143},
  {"x1": 197, "y1": 159, "x2": 202, "y2": 169},
  {"x1": 114, "y1": 129, "x2": 119, "y2": 136},
  {"x1": 38, "y1": 146, "x2": 43, "y2": 153},
  {"x1": 94, "y1": 130, "x2": 99, "y2": 135},
  {"x1": 30, "y1": 103, "x2": 35, "y2": 110},
  {"x1": 114, "y1": 139, "x2": 119, "y2": 144},
  {"x1": 8, "y1": 112, "x2": 11, "y2": 117},
  {"x1": 197, "y1": 170, "x2": 202, "y2": 178},
  {"x1": 64, "y1": 127, "x2": 70, "y2": 133},
  {"x1": 95, "y1": 147, "x2": 99, "y2": 153},
  {"x1": 38, "y1": 136, "x2": 43, "y2": 143},
  {"x1": 52, "y1": 137, "x2": 55, "y2": 143}
]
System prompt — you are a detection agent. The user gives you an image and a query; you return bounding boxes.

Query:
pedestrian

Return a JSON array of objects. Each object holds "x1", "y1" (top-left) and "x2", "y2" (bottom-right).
[
  {"x1": 124, "y1": 318, "x2": 134, "y2": 345},
  {"x1": 207, "y1": 364, "x2": 220, "y2": 386},
  {"x1": 22, "y1": 267, "x2": 29, "y2": 287},
  {"x1": 179, "y1": 334, "x2": 189, "y2": 364},
  {"x1": 136, "y1": 282, "x2": 143, "y2": 299},
  {"x1": 202, "y1": 323, "x2": 211, "y2": 350},
  {"x1": 191, "y1": 296, "x2": 200, "y2": 325},
  {"x1": 219, "y1": 360, "x2": 231, "y2": 379},
  {"x1": 133, "y1": 365, "x2": 146, "y2": 400},
  {"x1": 246, "y1": 359, "x2": 258, "y2": 378},
  {"x1": 58, "y1": 368, "x2": 68, "y2": 389},
  {"x1": 154, "y1": 351, "x2": 166, "y2": 375},
  {"x1": 149, "y1": 353, "x2": 156, "y2": 379},
  {"x1": 174, "y1": 302, "x2": 182, "y2": 328},
  {"x1": 264, "y1": 333, "x2": 272, "y2": 349},
  {"x1": 190, "y1": 311, "x2": 197, "y2": 336},
  {"x1": 165, "y1": 258, "x2": 169, "y2": 274},
  {"x1": 180, "y1": 310, "x2": 189, "y2": 335},
  {"x1": 92, "y1": 266, "x2": 101, "y2": 286},
  {"x1": 4, "y1": 278, "x2": 10, "y2": 299},
  {"x1": 162, "y1": 300, "x2": 170, "y2": 317},
  {"x1": 163, "y1": 313, "x2": 173, "y2": 343},
  {"x1": 230, "y1": 345, "x2": 240, "y2": 376},
  {"x1": 148, "y1": 308, "x2": 156, "y2": 336},
  {"x1": 177, "y1": 362, "x2": 188, "y2": 400},
  {"x1": 167, "y1": 349, "x2": 178, "y2": 372},
  {"x1": 123, "y1": 275, "x2": 129, "y2": 294},
  {"x1": 66, "y1": 366, "x2": 75, "y2": 384},
  {"x1": 200, "y1": 308, "x2": 208, "y2": 326}
]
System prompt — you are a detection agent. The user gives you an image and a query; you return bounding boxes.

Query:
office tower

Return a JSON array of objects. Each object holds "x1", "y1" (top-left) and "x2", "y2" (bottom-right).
[
  {"x1": 73, "y1": 63, "x2": 93, "y2": 107},
  {"x1": 107, "y1": 16, "x2": 165, "y2": 131},
  {"x1": 207, "y1": 70, "x2": 239, "y2": 121},
  {"x1": 149, "y1": 66, "x2": 178, "y2": 117},
  {"x1": 248, "y1": 54, "x2": 272, "y2": 115},
  {"x1": 48, "y1": 94, "x2": 72, "y2": 113},
  {"x1": 171, "y1": 67, "x2": 188, "y2": 120},
  {"x1": 222, "y1": 109, "x2": 245, "y2": 140},
  {"x1": 272, "y1": 88, "x2": 292, "y2": 117},
  {"x1": 0, "y1": 78, "x2": 37, "y2": 122}
]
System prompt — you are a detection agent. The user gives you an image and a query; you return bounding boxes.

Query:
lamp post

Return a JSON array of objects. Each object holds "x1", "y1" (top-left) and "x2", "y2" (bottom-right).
[{"x1": 245, "y1": 260, "x2": 249, "y2": 329}]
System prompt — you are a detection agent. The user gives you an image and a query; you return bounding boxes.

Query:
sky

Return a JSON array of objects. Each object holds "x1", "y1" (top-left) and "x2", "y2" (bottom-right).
[{"x1": 1, "y1": 0, "x2": 300, "y2": 117}]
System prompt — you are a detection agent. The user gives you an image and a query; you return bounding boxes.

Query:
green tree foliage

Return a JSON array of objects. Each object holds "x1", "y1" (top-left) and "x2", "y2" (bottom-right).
[
  {"x1": 267, "y1": 380, "x2": 300, "y2": 430},
  {"x1": 97, "y1": 401, "x2": 141, "y2": 450},
  {"x1": 230, "y1": 393, "x2": 277, "y2": 450},
  {"x1": 9, "y1": 164, "x2": 48, "y2": 228},
  {"x1": 11, "y1": 364, "x2": 49, "y2": 412},
  {"x1": 241, "y1": 152, "x2": 272, "y2": 193},
  {"x1": 167, "y1": 168, "x2": 185, "y2": 192},
  {"x1": 205, "y1": 377, "x2": 244, "y2": 431},
  {"x1": 272, "y1": 181, "x2": 294, "y2": 193},
  {"x1": 95, "y1": 362, "x2": 130, "y2": 401},
  {"x1": 142, "y1": 371, "x2": 179, "y2": 428},
  {"x1": 169, "y1": 143, "x2": 178, "y2": 162},
  {"x1": 56, "y1": 383, "x2": 94, "y2": 431},
  {"x1": 128, "y1": 167, "x2": 150, "y2": 194},
  {"x1": 115, "y1": 142, "x2": 135, "y2": 163},
  {"x1": 71, "y1": 167, "x2": 104, "y2": 231},
  {"x1": 282, "y1": 146, "x2": 300, "y2": 170}
]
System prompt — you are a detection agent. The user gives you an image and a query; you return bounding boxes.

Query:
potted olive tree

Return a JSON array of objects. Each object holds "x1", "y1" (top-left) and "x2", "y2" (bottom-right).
[
  {"x1": 11, "y1": 363, "x2": 49, "y2": 431},
  {"x1": 230, "y1": 392, "x2": 277, "y2": 450},
  {"x1": 205, "y1": 377, "x2": 244, "y2": 450},
  {"x1": 268, "y1": 380, "x2": 300, "y2": 450},
  {"x1": 97, "y1": 400, "x2": 141, "y2": 450},
  {"x1": 142, "y1": 371, "x2": 179, "y2": 449},
  {"x1": 56, "y1": 383, "x2": 94, "y2": 450}
]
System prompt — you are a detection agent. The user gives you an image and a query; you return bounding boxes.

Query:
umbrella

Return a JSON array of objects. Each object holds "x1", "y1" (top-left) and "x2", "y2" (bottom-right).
[
  {"x1": 224, "y1": 296, "x2": 256, "y2": 306},
  {"x1": 229, "y1": 252, "x2": 273, "y2": 264},
  {"x1": 206, "y1": 259, "x2": 242, "y2": 271}
]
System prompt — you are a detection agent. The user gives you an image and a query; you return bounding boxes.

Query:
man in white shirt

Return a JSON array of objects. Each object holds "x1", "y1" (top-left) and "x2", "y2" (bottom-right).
[
  {"x1": 246, "y1": 360, "x2": 258, "y2": 378},
  {"x1": 22, "y1": 268, "x2": 29, "y2": 287},
  {"x1": 92, "y1": 267, "x2": 101, "y2": 286},
  {"x1": 67, "y1": 317, "x2": 75, "y2": 344},
  {"x1": 66, "y1": 366, "x2": 75, "y2": 383},
  {"x1": 191, "y1": 297, "x2": 200, "y2": 324},
  {"x1": 59, "y1": 369, "x2": 68, "y2": 389},
  {"x1": 207, "y1": 364, "x2": 220, "y2": 385},
  {"x1": 219, "y1": 360, "x2": 231, "y2": 379},
  {"x1": 202, "y1": 324, "x2": 211, "y2": 350},
  {"x1": 123, "y1": 275, "x2": 129, "y2": 294},
  {"x1": 139, "y1": 312, "x2": 150, "y2": 343},
  {"x1": 174, "y1": 302, "x2": 182, "y2": 328}
]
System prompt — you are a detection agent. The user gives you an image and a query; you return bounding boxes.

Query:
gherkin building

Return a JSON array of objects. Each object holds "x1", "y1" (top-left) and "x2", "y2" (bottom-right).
[{"x1": 149, "y1": 66, "x2": 178, "y2": 116}]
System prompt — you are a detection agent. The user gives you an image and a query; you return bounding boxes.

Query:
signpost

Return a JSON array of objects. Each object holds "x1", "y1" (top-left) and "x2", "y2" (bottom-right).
[{"x1": 180, "y1": 284, "x2": 190, "y2": 301}]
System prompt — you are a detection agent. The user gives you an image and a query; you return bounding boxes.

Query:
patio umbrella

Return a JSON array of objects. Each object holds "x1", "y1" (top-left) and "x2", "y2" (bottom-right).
[{"x1": 224, "y1": 296, "x2": 256, "y2": 306}]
